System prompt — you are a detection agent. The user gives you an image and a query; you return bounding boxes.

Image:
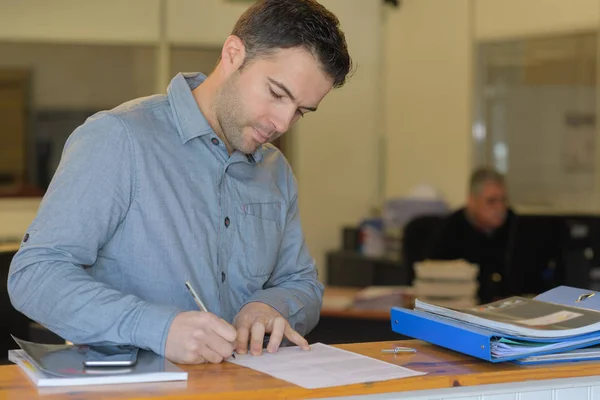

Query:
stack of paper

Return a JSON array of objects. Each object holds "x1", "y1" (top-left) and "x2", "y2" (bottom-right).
[
  {"x1": 413, "y1": 259, "x2": 479, "y2": 308},
  {"x1": 516, "y1": 345, "x2": 600, "y2": 364},
  {"x1": 491, "y1": 337, "x2": 598, "y2": 359},
  {"x1": 229, "y1": 342, "x2": 426, "y2": 389}
]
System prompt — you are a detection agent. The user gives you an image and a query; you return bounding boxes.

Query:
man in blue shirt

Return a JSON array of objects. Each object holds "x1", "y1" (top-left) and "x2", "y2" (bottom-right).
[{"x1": 8, "y1": 0, "x2": 352, "y2": 365}]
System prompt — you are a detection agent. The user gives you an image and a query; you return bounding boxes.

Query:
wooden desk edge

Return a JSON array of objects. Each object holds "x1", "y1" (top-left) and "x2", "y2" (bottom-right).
[
  {"x1": 0, "y1": 242, "x2": 20, "y2": 253},
  {"x1": 319, "y1": 308, "x2": 391, "y2": 320},
  {"x1": 5, "y1": 340, "x2": 600, "y2": 400}
]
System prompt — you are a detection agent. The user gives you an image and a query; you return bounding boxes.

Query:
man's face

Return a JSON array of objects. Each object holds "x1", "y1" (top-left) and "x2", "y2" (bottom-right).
[
  {"x1": 468, "y1": 181, "x2": 508, "y2": 231},
  {"x1": 213, "y1": 47, "x2": 334, "y2": 154}
]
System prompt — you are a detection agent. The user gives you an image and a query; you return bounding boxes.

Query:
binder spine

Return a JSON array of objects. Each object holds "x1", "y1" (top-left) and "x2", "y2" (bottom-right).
[{"x1": 391, "y1": 308, "x2": 493, "y2": 361}]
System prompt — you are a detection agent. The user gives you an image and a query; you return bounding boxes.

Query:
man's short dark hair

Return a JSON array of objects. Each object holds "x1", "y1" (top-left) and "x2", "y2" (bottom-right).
[
  {"x1": 469, "y1": 167, "x2": 505, "y2": 196},
  {"x1": 232, "y1": 0, "x2": 352, "y2": 88}
]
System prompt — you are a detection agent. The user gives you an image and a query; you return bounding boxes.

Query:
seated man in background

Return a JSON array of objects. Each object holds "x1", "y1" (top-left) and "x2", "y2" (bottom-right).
[{"x1": 428, "y1": 167, "x2": 517, "y2": 303}]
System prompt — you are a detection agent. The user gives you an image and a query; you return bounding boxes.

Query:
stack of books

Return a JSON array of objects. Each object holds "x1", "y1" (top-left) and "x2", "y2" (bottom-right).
[
  {"x1": 413, "y1": 259, "x2": 479, "y2": 308},
  {"x1": 391, "y1": 285, "x2": 600, "y2": 364}
]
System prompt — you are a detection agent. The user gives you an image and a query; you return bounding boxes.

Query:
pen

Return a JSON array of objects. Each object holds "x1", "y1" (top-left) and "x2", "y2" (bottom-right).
[
  {"x1": 184, "y1": 280, "x2": 235, "y2": 359},
  {"x1": 185, "y1": 280, "x2": 208, "y2": 312},
  {"x1": 381, "y1": 347, "x2": 417, "y2": 354}
]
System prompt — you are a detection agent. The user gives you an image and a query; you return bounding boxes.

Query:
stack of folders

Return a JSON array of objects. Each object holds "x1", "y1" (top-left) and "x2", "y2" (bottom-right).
[
  {"x1": 9, "y1": 337, "x2": 188, "y2": 387},
  {"x1": 391, "y1": 285, "x2": 600, "y2": 364}
]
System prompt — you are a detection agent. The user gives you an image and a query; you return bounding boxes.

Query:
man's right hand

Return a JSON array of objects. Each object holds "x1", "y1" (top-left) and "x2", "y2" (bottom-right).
[{"x1": 164, "y1": 311, "x2": 237, "y2": 364}]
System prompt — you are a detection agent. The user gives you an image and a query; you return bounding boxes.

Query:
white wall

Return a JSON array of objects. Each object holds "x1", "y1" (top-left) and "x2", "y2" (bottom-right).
[
  {"x1": 293, "y1": 0, "x2": 383, "y2": 280},
  {"x1": 0, "y1": 43, "x2": 156, "y2": 110},
  {"x1": 474, "y1": 0, "x2": 599, "y2": 41},
  {"x1": 0, "y1": 0, "x2": 160, "y2": 44},
  {"x1": 167, "y1": 0, "x2": 250, "y2": 46},
  {"x1": 383, "y1": 0, "x2": 472, "y2": 207}
]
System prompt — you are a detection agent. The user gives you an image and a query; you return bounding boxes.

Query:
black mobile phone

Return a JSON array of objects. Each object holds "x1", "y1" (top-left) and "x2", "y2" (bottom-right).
[{"x1": 83, "y1": 345, "x2": 139, "y2": 367}]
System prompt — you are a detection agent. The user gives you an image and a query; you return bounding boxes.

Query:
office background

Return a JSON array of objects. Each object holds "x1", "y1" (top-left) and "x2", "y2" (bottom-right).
[{"x1": 1, "y1": 0, "x2": 600, "y2": 284}]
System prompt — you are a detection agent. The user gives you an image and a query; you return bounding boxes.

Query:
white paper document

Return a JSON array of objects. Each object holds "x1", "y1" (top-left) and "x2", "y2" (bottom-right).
[{"x1": 228, "y1": 342, "x2": 426, "y2": 389}]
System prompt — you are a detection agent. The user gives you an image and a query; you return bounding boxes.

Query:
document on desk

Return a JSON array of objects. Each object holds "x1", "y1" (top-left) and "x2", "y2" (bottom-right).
[{"x1": 228, "y1": 342, "x2": 425, "y2": 389}]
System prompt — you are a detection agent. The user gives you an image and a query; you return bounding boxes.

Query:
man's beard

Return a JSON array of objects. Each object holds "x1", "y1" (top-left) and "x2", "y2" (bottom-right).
[{"x1": 213, "y1": 73, "x2": 257, "y2": 154}]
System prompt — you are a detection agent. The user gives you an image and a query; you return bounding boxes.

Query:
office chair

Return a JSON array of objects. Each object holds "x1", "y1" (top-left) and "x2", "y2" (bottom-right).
[{"x1": 401, "y1": 215, "x2": 443, "y2": 284}]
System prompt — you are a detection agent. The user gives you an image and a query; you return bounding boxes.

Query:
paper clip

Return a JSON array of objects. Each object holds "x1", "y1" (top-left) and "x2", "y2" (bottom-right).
[{"x1": 381, "y1": 347, "x2": 417, "y2": 354}]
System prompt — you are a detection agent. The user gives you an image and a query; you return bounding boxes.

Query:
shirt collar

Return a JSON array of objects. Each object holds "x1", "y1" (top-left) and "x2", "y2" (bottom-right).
[
  {"x1": 167, "y1": 72, "x2": 264, "y2": 163},
  {"x1": 167, "y1": 73, "x2": 213, "y2": 143}
]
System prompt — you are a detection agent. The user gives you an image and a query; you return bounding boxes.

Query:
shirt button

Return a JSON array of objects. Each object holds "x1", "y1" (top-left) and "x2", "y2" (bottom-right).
[
  {"x1": 221, "y1": 272, "x2": 226, "y2": 283},
  {"x1": 211, "y1": 137, "x2": 219, "y2": 145},
  {"x1": 224, "y1": 217, "x2": 230, "y2": 227},
  {"x1": 23, "y1": 233, "x2": 29, "y2": 243}
]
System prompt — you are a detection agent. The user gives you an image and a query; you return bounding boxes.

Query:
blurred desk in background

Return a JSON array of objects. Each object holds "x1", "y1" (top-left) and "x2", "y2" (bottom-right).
[
  {"x1": 305, "y1": 286, "x2": 411, "y2": 345},
  {"x1": 0, "y1": 243, "x2": 19, "y2": 253}
]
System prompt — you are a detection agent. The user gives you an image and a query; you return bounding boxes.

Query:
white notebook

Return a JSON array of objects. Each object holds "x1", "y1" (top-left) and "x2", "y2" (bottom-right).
[{"x1": 9, "y1": 338, "x2": 187, "y2": 387}]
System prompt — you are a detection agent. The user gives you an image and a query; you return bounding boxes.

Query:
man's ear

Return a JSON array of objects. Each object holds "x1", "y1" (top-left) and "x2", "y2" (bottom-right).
[{"x1": 220, "y1": 35, "x2": 246, "y2": 75}]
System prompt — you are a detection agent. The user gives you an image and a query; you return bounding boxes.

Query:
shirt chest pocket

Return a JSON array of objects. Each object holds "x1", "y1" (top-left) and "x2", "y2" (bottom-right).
[{"x1": 234, "y1": 202, "x2": 284, "y2": 277}]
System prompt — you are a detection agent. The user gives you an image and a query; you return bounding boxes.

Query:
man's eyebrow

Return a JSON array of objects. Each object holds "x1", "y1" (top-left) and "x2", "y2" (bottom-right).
[{"x1": 268, "y1": 77, "x2": 317, "y2": 112}]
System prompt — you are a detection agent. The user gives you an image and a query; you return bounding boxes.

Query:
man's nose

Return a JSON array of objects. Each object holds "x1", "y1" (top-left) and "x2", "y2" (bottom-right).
[{"x1": 271, "y1": 106, "x2": 297, "y2": 134}]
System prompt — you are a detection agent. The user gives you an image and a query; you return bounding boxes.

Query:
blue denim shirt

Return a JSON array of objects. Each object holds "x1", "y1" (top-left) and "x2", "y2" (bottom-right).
[{"x1": 8, "y1": 73, "x2": 324, "y2": 356}]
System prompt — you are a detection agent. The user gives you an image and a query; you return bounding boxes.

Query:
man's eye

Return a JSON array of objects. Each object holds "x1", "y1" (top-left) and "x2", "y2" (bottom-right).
[{"x1": 269, "y1": 88, "x2": 283, "y2": 99}]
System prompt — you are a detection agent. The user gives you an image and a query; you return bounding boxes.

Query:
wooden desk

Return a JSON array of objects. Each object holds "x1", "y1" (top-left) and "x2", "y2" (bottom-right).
[
  {"x1": 321, "y1": 285, "x2": 414, "y2": 320},
  {"x1": 320, "y1": 286, "x2": 390, "y2": 320},
  {"x1": 4, "y1": 340, "x2": 600, "y2": 399},
  {"x1": 0, "y1": 242, "x2": 20, "y2": 253}
]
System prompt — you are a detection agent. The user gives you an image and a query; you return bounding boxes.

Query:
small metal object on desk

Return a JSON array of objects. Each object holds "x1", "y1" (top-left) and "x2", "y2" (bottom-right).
[{"x1": 381, "y1": 347, "x2": 417, "y2": 354}]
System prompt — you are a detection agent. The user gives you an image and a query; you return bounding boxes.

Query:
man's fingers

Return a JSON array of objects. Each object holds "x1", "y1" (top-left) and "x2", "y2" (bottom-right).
[
  {"x1": 235, "y1": 326, "x2": 250, "y2": 355},
  {"x1": 180, "y1": 351, "x2": 206, "y2": 365},
  {"x1": 266, "y1": 318, "x2": 286, "y2": 353},
  {"x1": 250, "y1": 321, "x2": 266, "y2": 356},
  {"x1": 212, "y1": 317, "x2": 237, "y2": 343},
  {"x1": 205, "y1": 333, "x2": 236, "y2": 359},
  {"x1": 284, "y1": 324, "x2": 310, "y2": 350},
  {"x1": 201, "y1": 344, "x2": 225, "y2": 364}
]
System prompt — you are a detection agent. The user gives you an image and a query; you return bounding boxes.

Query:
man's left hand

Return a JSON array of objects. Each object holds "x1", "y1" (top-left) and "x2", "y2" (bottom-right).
[{"x1": 233, "y1": 302, "x2": 310, "y2": 356}]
